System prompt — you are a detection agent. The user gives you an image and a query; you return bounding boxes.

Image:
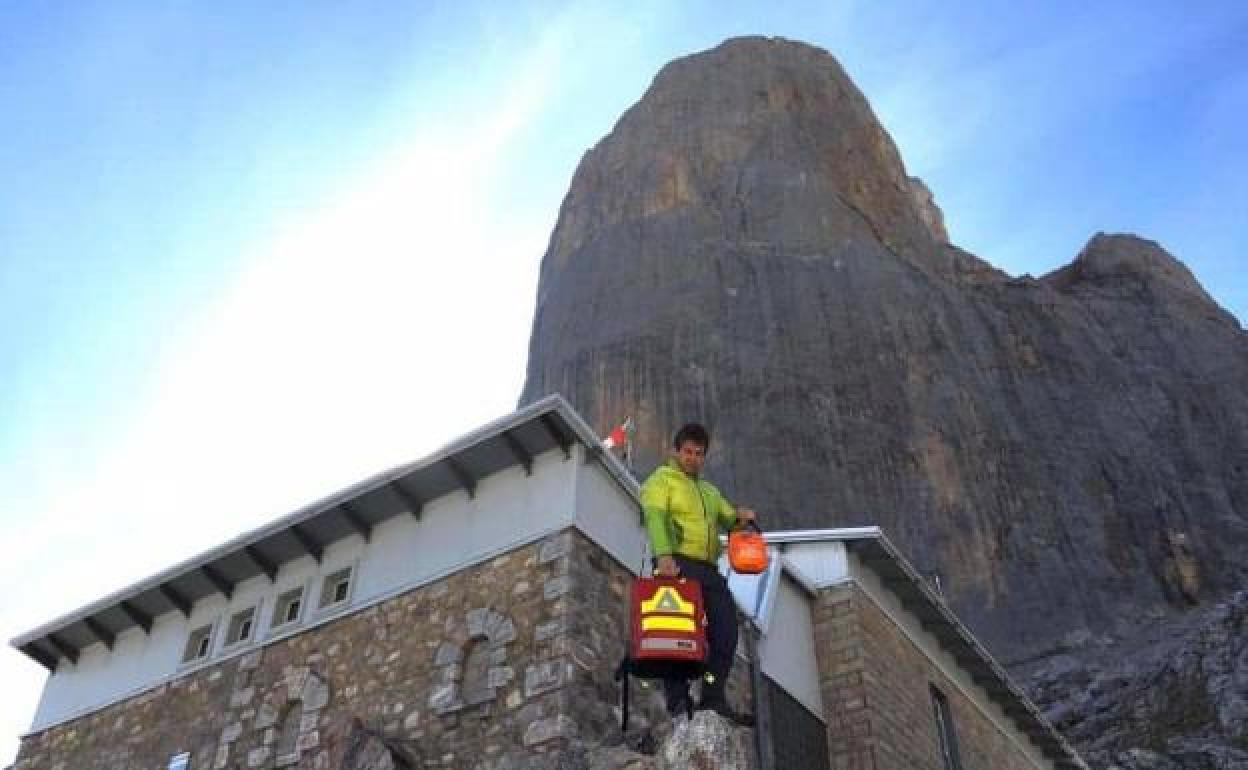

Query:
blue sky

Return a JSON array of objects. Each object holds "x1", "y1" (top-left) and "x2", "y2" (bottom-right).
[{"x1": 1, "y1": 0, "x2": 1245, "y2": 761}]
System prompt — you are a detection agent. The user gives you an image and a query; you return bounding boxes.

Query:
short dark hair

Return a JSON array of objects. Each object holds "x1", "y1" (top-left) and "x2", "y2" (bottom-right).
[{"x1": 672, "y1": 422, "x2": 710, "y2": 450}]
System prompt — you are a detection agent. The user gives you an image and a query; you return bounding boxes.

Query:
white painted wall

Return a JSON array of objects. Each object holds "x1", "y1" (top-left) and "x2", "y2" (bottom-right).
[
  {"x1": 780, "y1": 541, "x2": 849, "y2": 587},
  {"x1": 30, "y1": 447, "x2": 580, "y2": 733},
  {"x1": 758, "y1": 573, "x2": 824, "y2": 719},
  {"x1": 572, "y1": 451, "x2": 644, "y2": 573},
  {"x1": 359, "y1": 449, "x2": 577, "y2": 601}
]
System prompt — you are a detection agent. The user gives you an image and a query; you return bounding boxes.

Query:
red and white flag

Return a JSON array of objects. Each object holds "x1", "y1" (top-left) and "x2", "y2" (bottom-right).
[{"x1": 602, "y1": 417, "x2": 633, "y2": 449}]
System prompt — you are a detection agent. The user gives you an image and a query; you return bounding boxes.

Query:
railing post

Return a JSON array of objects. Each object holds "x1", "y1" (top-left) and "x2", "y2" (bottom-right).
[{"x1": 744, "y1": 618, "x2": 774, "y2": 770}]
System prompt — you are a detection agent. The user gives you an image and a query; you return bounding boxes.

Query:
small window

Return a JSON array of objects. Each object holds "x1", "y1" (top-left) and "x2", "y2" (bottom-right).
[
  {"x1": 319, "y1": 567, "x2": 353, "y2": 609},
  {"x1": 167, "y1": 752, "x2": 191, "y2": 770},
  {"x1": 181, "y1": 624, "x2": 213, "y2": 664},
  {"x1": 271, "y1": 587, "x2": 305, "y2": 630},
  {"x1": 930, "y1": 686, "x2": 964, "y2": 770},
  {"x1": 224, "y1": 606, "x2": 257, "y2": 647}
]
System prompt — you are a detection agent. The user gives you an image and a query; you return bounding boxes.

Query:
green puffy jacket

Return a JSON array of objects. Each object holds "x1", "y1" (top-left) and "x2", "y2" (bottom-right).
[{"x1": 640, "y1": 459, "x2": 738, "y2": 563}]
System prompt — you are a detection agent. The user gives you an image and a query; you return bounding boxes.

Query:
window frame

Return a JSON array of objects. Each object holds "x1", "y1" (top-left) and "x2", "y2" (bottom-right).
[
  {"x1": 270, "y1": 585, "x2": 307, "y2": 633},
  {"x1": 180, "y1": 621, "x2": 217, "y2": 666},
  {"x1": 930, "y1": 685, "x2": 964, "y2": 770},
  {"x1": 318, "y1": 564, "x2": 356, "y2": 612},
  {"x1": 222, "y1": 603, "x2": 260, "y2": 651}
]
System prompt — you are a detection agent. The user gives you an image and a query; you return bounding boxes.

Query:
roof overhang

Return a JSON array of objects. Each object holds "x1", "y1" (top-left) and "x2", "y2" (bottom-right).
[{"x1": 11, "y1": 394, "x2": 637, "y2": 670}]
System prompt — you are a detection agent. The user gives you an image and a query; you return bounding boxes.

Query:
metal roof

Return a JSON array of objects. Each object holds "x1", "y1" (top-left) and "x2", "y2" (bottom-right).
[
  {"x1": 758, "y1": 527, "x2": 1087, "y2": 770},
  {"x1": 10, "y1": 394, "x2": 637, "y2": 670}
]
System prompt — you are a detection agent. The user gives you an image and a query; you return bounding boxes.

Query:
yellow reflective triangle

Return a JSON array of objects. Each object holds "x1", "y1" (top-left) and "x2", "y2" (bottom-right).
[{"x1": 641, "y1": 586, "x2": 694, "y2": 616}]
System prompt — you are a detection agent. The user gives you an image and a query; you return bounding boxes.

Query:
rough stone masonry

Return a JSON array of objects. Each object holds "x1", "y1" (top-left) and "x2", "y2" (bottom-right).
[{"x1": 13, "y1": 529, "x2": 752, "y2": 770}]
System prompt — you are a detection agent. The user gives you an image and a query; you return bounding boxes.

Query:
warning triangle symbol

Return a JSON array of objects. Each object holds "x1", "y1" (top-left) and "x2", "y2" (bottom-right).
[{"x1": 654, "y1": 588, "x2": 682, "y2": 612}]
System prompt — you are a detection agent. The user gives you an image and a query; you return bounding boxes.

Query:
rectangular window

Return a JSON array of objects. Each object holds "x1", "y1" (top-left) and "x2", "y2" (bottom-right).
[
  {"x1": 319, "y1": 567, "x2": 353, "y2": 609},
  {"x1": 224, "y1": 606, "x2": 257, "y2": 647},
  {"x1": 930, "y1": 686, "x2": 964, "y2": 770},
  {"x1": 180, "y1": 624, "x2": 213, "y2": 664},
  {"x1": 167, "y1": 752, "x2": 191, "y2": 770},
  {"x1": 271, "y1": 587, "x2": 304, "y2": 630}
]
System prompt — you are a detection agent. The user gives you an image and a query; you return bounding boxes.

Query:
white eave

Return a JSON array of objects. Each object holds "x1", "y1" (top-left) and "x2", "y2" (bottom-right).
[{"x1": 10, "y1": 394, "x2": 638, "y2": 669}]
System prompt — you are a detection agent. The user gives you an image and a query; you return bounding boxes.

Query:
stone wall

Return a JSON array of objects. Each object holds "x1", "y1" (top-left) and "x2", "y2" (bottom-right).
[
  {"x1": 15, "y1": 530, "x2": 594, "y2": 770},
  {"x1": 15, "y1": 527, "x2": 762, "y2": 770},
  {"x1": 814, "y1": 582, "x2": 1048, "y2": 770}
]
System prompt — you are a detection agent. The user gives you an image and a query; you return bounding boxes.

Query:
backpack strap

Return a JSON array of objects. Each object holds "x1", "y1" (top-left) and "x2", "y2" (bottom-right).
[{"x1": 614, "y1": 656, "x2": 632, "y2": 732}]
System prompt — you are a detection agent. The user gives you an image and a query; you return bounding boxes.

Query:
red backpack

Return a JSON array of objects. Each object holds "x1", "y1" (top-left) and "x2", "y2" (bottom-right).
[{"x1": 615, "y1": 575, "x2": 707, "y2": 728}]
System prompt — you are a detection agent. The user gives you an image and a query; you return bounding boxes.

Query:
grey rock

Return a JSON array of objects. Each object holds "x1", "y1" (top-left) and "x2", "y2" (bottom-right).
[
  {"x1": 435, "y1": 663, "x2": 462, "y2": 685},
  {"x1": 907, "y1": 175, "x2": 948, "y2": 244},
  {"x1": 427, "y1": 683, "x2": 460, "y2": 714},
  {"x1": 284, "y1": 666, "x2": 308, "y2": 698},
  {"x1": 220, "y1": 722, "x2": 242, "y2": 744},
  {"x1": 299, "y1": 712, "x2": 319, "y2": 734},
  {"x1": 229, "y1": 686, "x2": 254, "y2": 709},
  {"x1": 539, "y1": 534, "x2": 572, "y2": 564},
  {"x1": 466, "y1": 608, "x2": 517, "y2": 646},
  {"x1": 658, "y1": 711, "x2": 752, "y2": 770},
  {"x1": 535, "y1": 618, "x2": 566, "y2": 642},
  {"x1": 486, "y1": 614, "x2": 517, "y2": 647},
  {"x1": 519, "y1": 34, "x2": 1248, "y2": 763},
  {"x1": 301, "y1": 674, "x2": 330, "y2": 712},
  {"x1": 544, "y1": 576, "x2": 572, "y2": 601},
  {"x1": 523, "y1": 715, "x2": 577, "y2": 747},
  {"x1": 487, "y1": 666, "x2": 515, "y2": 689},
  {"x1": 524, "y1": 660, "x2": 567, "y2": 698},
  {"x1": 295, "y1": 729, "x2": 319, "y2": 752},
  {"x1": 255, "y1": 702, "x2": 279, "y2": 730},
  {"x1": 463, "y1": 683, "x2": 495, "y2": 706},
  {"x1": 1026, "y1": 591, "x2": 1248, "y2": 766},
  {"x1": 434, "y1": 641, "x2": 462, "y2": 666},
  {"x1": 587, "y1": 745, "x2": 654, "y2": 770},
  {"x1": 467, "y1": 608, "x2": 491, "y2": 637}
]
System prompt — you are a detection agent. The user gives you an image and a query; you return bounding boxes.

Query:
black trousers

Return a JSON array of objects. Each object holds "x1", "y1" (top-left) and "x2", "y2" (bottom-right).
[{"x1": 663, "y1": 555, "x2": 738, "y2": 703}]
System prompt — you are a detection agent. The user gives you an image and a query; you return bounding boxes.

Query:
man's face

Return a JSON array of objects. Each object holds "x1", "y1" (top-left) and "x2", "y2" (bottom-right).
[{"x1": 673, "y1": 440, "x2": 707, "y2": 477}]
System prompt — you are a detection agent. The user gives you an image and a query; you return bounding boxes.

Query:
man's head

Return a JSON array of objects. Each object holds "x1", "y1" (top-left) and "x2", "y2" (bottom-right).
[{"x1": 671, "y1": 423, "x2": 710, "y2": 477}]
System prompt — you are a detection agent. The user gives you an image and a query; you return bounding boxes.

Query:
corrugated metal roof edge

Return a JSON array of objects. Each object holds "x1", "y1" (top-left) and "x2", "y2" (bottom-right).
[{"x1": 10, "y1": 394, "x2": 639, "y2": 654}]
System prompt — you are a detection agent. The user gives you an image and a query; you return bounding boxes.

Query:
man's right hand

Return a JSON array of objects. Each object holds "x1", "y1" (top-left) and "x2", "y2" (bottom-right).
[{"x1": 655, "y1": 555, "x2": 680, "y2": 577}]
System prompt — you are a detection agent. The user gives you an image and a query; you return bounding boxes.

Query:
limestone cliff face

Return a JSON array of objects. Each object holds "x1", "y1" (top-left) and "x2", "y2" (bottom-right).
[{"x1": 519, "y1": 36, "x2": 1248, "y2": 664}]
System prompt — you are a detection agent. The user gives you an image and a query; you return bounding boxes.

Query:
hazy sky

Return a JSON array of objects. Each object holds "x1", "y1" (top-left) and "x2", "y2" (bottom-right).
[{"x1": 2, "y1": 0, "x2": 1245, "y2": 761}]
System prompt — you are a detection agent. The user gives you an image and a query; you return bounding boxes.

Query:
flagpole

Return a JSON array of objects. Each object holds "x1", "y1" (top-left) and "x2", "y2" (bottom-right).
[{"x1": 625, "y1": 417, "x2": 634, "y2": 475}]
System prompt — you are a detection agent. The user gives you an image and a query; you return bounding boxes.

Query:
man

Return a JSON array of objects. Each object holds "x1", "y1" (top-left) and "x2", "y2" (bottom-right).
[{"x1": 640, "y1": 422, "x2": 755, "y2": 722}]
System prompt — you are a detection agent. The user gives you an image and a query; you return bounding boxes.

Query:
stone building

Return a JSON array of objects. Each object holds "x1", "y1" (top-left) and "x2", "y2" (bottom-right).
[{"x1": 10, "y1": 396, "x2": 1086, "y2": 770}]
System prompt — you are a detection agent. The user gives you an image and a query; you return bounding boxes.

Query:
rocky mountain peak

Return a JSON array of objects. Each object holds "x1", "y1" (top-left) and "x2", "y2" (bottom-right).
[
  {"x1": 520, "y1": 38, "x2": 1248, "y2": 740},
  {"x1": 540, "y1": 36, "x2": 948, "y2": 287},
  {"x1": 1043, "y1": 233, "x2": 1238, "y2": 327}
]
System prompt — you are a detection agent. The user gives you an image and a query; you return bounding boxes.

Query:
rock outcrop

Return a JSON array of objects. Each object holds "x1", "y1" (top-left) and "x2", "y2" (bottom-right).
[
  {"x1": 579, "y1": 712, "x2": 754, "y2": 770},
  {"x1": 1026, "y1": 591, "x2": 1248, "y2": 768},
  {"x1": 519, "y1": 36, "x2": 1248, "y2": 763}
]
